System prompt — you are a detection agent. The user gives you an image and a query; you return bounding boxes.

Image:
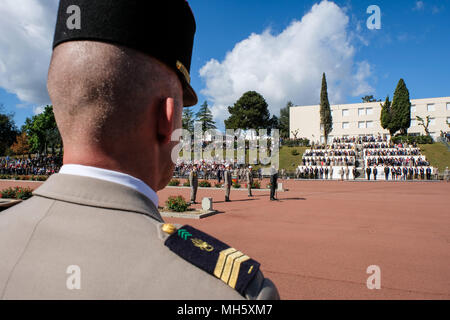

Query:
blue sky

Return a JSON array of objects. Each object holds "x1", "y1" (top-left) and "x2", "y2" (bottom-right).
[{"x1": 0, "y1": 0, "x2": 449, "y2": 130}]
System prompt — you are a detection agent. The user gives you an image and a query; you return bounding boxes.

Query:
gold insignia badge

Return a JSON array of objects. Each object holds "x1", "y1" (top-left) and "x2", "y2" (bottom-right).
[{"x1": 191, "y1": 238, "x2": 214, "y2": 252}]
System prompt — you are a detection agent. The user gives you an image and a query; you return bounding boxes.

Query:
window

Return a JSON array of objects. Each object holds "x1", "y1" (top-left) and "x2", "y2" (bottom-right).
[
  {"x1": 342, "y1": 122, "x2": 349, "y2": 129},
  {"x1": 320, "y1": 124, "x2": 324, "y2": 130},
  {"x1": 320, "y1": 136, "x2": 325, "y2": 143},
  {"x1": 366, "y1": 108, "x2": 373, "y2": 115},
  {"x1": 429, "y1": 118, "x2": 436, "y2": 126},
  {"x1": 427, "y1": 104, "x2": 435, "y2": 112},
  {"x1": 358, "y1": 121, "x2": 366, "y2": 129},
  {"x1": 447, "y1": 103, "x2": 450, "y2": 111},
  {"x1": 331, "y1": 110, "x2": 334, "y2": 117},
  {"x1": 411, "y1": 105, "x2": 416, "y2": 113},
  {"x1": 358, "y1": 108, "x2": 365, "y2": 116},
  {"x1": 410, "y1": 119, "x2": 417, "y2": 127},
  {"x1": 366, "y1": 121, "x2": 374, "y2": 128},
  {"x1": 447, "y1": 117, "x2": 450, "y2": 125},
  {"x1": 342, "y1": 109, "x2": 349, "y2": 117}
]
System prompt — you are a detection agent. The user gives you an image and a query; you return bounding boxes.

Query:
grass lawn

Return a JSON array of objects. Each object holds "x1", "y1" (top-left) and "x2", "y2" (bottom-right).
[
  {"x1": 279, "y1": 146, "x2": 308, "y2": 173},
  {"x1": 419, "y1": 143, "x2": 450, "y2": 172}
]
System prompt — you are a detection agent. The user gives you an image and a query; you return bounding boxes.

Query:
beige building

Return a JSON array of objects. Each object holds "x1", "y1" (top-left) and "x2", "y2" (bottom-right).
[{"x1": 290, "y1": 97, "x2": 450, "y2": 143}]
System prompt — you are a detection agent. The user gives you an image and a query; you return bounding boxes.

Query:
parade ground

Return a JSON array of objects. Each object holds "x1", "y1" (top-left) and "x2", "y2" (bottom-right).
[{"x1": 1, "y1": 179, "x2": 449, "y2": 299}]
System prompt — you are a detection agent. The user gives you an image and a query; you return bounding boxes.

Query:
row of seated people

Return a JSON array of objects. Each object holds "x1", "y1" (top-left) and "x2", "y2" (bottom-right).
[
  {"x1": 365, "y1": 156, "x2": 429, "y2": 167},
  {"x1": 303, "y1": 150, "x2": 356, "y2": 157},
  {"x1": 303, "y1": 156, "x2": 355, "y2": 166},
  {"x1": 365, "y1": 166, "x2": 435, "y2": 180},
  {"x1": 357, "y1": 135, "x2": 388, "y2": 143},
  {"x1": 363, "y1": 142, "x2": 415, "y2": 149},
  {"x1": 310, "y1": 143, "x2": 355, "y2": 150},
  {"x1": 364, "y1": 148, "x2": 421, "y2": 156},
  {"x1": 296, "y1": 165, "x2": 356, "y2": 180}
]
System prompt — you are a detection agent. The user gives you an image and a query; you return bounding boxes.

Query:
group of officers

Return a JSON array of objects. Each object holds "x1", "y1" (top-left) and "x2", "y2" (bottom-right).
[
  {"x1": 188, "y1": 164, "x2": 279, "y2": 203},
  {"x1": 366, "y1": 166, "x2": 435, "y2": 181}
]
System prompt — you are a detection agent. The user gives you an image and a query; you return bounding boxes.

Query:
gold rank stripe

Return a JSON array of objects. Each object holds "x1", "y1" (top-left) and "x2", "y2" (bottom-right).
[
  {"x1": 213, "y1": 248, "x2": 237, "y2": 278},
  {"x1": 227, "y1": 255, "x2": 250, "y2": 289},
  {"x1": 220, "y1": 251, "x2": 245, "y2": 284}
]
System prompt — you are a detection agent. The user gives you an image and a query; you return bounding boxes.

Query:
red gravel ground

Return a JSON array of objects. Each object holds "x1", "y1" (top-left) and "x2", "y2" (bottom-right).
[{"x1": 2, "y1": 179, "x2": 449, "y2": 299}]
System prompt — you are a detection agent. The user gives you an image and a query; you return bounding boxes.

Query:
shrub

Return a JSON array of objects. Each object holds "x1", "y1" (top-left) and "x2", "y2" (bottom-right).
[
  {"x1": 15, "y1": 187, "x2": 33, "y2": 200},
  {"x1": 291, "y1": 149, "x2": 300, "y2": 156},
  {"x1": 168, "y1": 179, "x2": 180, "y2": 186},
  {"x1": 251, "y1": 180, "x2": 261, "y2": 189},
  {"x1": 165, "y1": 195, "x2": 190, "y2": 212},
  {"x1": 391, "y1": 135, "x2": 433, "y2": 145},
  {"x1": 232, "y1": 182, "x2": 241, "y2": 189},
  {"x1": 183, "y1": 180, "x2": 190, "y2": 187},
  {"x1": 215, "y1": 183, "x2": 223, "y2": 188},
  {"x1": 0, "y1": 187, "x2": 33, "y2": 200},
  {"x1": 199, "y1": 180, "x2": 211, "y2": 188}
]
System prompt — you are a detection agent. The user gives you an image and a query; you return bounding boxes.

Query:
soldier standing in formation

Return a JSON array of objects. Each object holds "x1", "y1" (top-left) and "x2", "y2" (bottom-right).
[
  {"x1": 246, "y1": 166, "x2": 253, "y2": 197},
  {"x1": 270, "y1": 166, "x2": 278, "y2": 201},
  {"x1": 189, "y1": 164, "x2": 198, "y2": 204},
  {"x1": 224, "y1": 164, "x2": 232, "y2": 202}
]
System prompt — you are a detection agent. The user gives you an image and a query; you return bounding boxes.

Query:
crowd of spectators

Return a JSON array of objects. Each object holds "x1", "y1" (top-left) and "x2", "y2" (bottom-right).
[
  {"x1": 302, "y1": 156, "x2": 355, "y2": 166},
  {"x1": 0, "y1": 154, "x2": 62, "y2": 176},
  {"x1": 365, "y1": 156, "x2": 429, "y2": 167}
]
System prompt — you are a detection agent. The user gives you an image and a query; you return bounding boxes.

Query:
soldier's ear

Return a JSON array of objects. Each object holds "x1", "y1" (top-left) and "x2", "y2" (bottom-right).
[{"x1": 156, "y1": 97, "x2": 176, "y2": 144}]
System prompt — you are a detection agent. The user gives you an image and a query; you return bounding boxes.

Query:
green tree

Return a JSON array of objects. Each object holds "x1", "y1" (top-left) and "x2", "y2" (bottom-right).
[
  {"x1": 224, "y1": 91, "x2": 272, "y2": 133},
  {"x1": 23, "y1": 105, "x2": 62, "y2": 154},
  {"x1": 391, "y1": 79, "x2": 411, "y2": 135},
  {"x1": 182, "y1": 107, "x2": 195, "y2": 132},
  {"x1": 320, "y1": 73, "x2": 333, "y2": 144},
  {"x1": 0, "y1": 108, "x2": 19, "y2": 156},
  {"x1": 195, "y1": 101, "x2": 216, "y2": 131},
  {"x1": 380, "y1": 95, "x2": 396, "y2": 135},
  {"x1": 362, "y1": 95, "x2": 377, "y2": 103},
  {"x1": 416, "y1": 115, "x2": 431, "y2": 136},
  {"x1": 279, "y1": 101, "x2": 293, "y2": 139}
]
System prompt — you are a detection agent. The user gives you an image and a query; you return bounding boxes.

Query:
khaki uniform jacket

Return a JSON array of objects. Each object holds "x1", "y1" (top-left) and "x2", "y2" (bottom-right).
[
  {"x1": 0, "y1": 174, "x2": 279, "y2": 300},
  {"x1": 224, "y1": 170, "x2": 232, "y2": 187},
  {"x1": 189, "y1": 170, "x2": 198, "y2": 187}
]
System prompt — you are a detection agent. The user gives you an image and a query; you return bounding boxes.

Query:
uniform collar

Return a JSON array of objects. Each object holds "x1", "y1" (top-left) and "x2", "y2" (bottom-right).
[
  {"x1": 33, "y1": 173, "x2": 163, "y2": 223},
  {"x1": 59, "y1": 164, "x2": 158, "y2": 208}
]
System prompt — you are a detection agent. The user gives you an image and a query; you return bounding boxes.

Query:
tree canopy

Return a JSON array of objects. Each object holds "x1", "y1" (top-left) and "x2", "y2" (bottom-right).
[
  {"x1": 22, "y1": 105, "x2": 62, "y2": 154},
  {"x1": 182, "y1": 107, "x2": 195, "y2": 132},
  {"x1": 320, "y1": 73, "x2": 333, "y2": 144},
  {"x1": 224, "y1": 91, "x2": 273, "y2": 133},
  {"x1": 380, "y1": 95, "x2": 394, "y2": 134},
  {"x1": 390, "y1": 78, "x2": 411, "y2": 135},
  {"x1": 0, "y1": 107, "x2": 19, "y2": 156},
  {"x1": 195, "y1": 101, "x2": 216, "y2": 131},
  {"x1": 279, "y1": 101, "x2": 293, "y2": 139}
]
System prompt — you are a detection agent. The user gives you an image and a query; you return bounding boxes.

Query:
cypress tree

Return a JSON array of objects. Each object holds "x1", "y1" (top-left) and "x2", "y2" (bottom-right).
[
  {"x1": 320, "y1": 73, "x2": 333, "y2": 144},
  {"x1": 196, "y1": 101, "x2": 216, "y2": 131},
  {"x1": 391, "y1": 79, "x2": 411, "y2": 135},
  {"x1": 380, "y1": 95, "x2": 394, "y2": 134}
]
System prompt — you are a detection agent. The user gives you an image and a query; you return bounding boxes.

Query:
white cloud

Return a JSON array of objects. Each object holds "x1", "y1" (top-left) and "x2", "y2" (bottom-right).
[
  {"x1": 413, "y1": 1, "x2": 425, "y2": 11},
  {"x1": 199, "y1": 0, "x2": 374, "y2": 125},
  {"x1": 33, "y1": 105, "x2": 46, "y2": 115},
  {"x1": 0, "y1": 0, "x2": 58, "y2": 105}
]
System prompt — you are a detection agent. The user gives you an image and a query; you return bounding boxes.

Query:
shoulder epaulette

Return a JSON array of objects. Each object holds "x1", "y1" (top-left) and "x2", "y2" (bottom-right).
[{"x1": 162, "y1": 224, "x2": 260, "y2": 296}]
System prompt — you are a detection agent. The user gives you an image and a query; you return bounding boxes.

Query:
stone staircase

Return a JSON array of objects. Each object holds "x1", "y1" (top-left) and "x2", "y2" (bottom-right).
[{"x1": 354, "y1": 143, "x2": 366, "y2": 180}]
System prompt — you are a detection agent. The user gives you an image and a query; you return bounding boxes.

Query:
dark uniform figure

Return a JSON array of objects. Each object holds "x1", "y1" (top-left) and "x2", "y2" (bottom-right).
[
  {"x1": 270, "y1": 167, "x2": 278, "y2": 201},
  {"x1": 373, "y1": 167, "x2": 378, "y2": 181},
  {"x1": 366, "y1": 167, "x2": 372, "y2": 180},
  {"x1": 384, "y1": 166, "x2": 390, "y2": 180}
]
